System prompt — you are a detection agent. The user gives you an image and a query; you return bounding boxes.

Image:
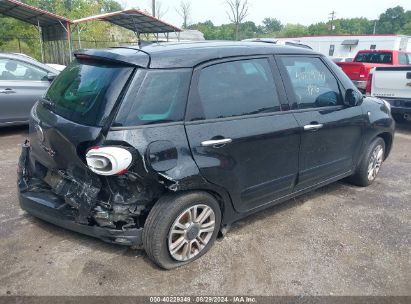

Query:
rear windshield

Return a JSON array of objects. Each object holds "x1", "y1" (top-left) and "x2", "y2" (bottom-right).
[
  {"x1": 44, "y1": 59, "x2": 133, "y2": 126},
  {"x1": 355, "y1": 52, "x2": 392, "y2": 64}
]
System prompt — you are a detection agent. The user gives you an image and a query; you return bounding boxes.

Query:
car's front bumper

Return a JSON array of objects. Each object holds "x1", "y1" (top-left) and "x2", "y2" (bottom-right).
[{"x1": 17, "y1": 142, "x2": 143, "y2": 247}]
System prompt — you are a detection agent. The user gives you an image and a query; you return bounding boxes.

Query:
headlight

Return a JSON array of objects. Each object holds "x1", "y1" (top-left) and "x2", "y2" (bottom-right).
[{"x1": 382, "y1": 99, "x2": 391, "y2": 113}]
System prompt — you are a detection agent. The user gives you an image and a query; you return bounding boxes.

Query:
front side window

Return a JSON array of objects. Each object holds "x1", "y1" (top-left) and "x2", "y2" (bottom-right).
[
  {"x1": 0, "y1": 58, "x2": 48, "y2": 81},
  {"x1": 278, "y1": 56, "x2": 343, "y2": 109},
  {"x1": 195, "y1": 58, "x2": 281, "y2": 120}
]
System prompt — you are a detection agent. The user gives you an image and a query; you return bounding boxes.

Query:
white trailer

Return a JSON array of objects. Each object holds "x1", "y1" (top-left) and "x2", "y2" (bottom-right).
[{"x1": 282, "y1": 35, "x2": 411, "y2": 59}]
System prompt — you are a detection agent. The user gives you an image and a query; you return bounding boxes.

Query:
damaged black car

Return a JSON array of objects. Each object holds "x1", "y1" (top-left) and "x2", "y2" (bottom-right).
[{"x1": 18, "y1": 42, "x2": 395, "y2": 269}]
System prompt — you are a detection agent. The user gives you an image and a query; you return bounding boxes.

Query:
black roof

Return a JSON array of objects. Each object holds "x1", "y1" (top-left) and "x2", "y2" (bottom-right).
[{"x1": 74, "y1": 41, "x2": 319, "y2": 69}]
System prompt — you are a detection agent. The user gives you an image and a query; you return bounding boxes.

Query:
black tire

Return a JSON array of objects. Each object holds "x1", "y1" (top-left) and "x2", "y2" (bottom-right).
[
  {"x1": 349, "y1": 137, "x2": 385, "y2": 187},
  {"x1": 143, "y1": 191, "x2": 222, "y2": 270}
]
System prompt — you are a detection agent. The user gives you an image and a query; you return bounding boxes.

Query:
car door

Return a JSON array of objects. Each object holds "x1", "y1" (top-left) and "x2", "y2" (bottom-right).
[
  {"x1": 0, "y1": 57, "x2": 50, "y2": 125},
  {"x1": 276, "y1": 55, "x2": 365, "y2": 190},
  {"x1": 185, "y1": 57, "x2": 300, "y2": 213}
]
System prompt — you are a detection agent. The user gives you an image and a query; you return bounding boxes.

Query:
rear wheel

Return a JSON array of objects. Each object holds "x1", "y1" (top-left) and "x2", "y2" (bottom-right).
[
  {"x1": 143, "y1": 191, "x2": 221, "y2": 269},
  {"x1": 349, "y1": 137, "x2": 385, "y2": 187}
]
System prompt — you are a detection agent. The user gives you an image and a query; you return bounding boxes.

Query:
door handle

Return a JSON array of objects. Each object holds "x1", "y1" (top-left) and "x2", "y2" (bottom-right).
[
  {"x1": 304, "y1": 123, "x2": 323, "y2": 131},
  {"x1": 201, "y1": 138, "x2": 232, "y2": 147},
  {"x1": 0, "y1": 88, "x2": 16, "y2": 94}
]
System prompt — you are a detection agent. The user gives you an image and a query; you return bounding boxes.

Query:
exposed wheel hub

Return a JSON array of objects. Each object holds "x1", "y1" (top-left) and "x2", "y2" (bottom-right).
[{"x1": 186, "y1": 224, "x2": 200, "y2": 241}]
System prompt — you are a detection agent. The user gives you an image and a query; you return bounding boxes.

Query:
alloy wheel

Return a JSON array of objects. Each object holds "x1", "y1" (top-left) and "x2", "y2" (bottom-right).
[
  {"x1": 168, "y1": 204, "x2": 216, "y2": 261},
  {"x1": 367, "y1": 144, "x2": 384, "y2": 181}
]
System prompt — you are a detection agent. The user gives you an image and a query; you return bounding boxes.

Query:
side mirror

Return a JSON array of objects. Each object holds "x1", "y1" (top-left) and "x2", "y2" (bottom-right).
[
  {"x1": 344, "y1": 88, "x2": 363, "y2": 107},
  {"x1": 47, "y1": 72, "x2": 58, "y2": 82}
]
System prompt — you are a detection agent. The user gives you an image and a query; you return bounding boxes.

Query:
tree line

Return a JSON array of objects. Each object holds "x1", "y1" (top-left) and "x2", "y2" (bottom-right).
[{"x1": 188, "y1": 4, "x2": 411, "y2": 40}]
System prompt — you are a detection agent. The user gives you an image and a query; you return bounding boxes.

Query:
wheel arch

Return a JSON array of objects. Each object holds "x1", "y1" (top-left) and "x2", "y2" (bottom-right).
[
  {"x1": 377, "y1": 132, "x2": 393, "y2": 159},
  {"x1": 155, "y1": 187, "x2": 235, "y2": 235}
]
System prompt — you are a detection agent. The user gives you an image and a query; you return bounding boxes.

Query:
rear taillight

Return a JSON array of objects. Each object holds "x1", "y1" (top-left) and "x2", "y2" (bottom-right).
[
  {"x1": 86, "y1": 146, "x2": 132, "y2": 176},
  {"x1": 359, "y1": 66, "x2": 366, "y2": 78},
  {"x1": 365, "y1": 73, "x2": 373, "y2": 95}
]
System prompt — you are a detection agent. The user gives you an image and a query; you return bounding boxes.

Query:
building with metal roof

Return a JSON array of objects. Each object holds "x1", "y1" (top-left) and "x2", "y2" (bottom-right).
[
  {"x1": 0, "y1": 1, "x2": 182, "y2": 63},
  {"x1": 0, "y1": 0, "x2": 72, "y2": 63},
  {"x1": 72, "y1": 9, "x2": 181, "y2": 48}
]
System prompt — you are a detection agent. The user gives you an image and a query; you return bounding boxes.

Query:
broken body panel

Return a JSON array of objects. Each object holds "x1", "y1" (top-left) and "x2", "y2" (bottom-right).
[{"x1": 18, "y1": 99, "x2": 233, "y2": 246}]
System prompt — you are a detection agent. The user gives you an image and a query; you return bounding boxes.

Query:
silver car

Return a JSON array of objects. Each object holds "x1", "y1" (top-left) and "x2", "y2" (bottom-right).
[{"x1": 0, "y1": 53, "x2": 60, "y2": 126}]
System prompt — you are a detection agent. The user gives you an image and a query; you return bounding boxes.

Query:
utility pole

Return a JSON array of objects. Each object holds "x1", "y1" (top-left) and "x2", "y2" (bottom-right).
[
  {"x1": 373, "y1": 20, "x2": 377, "y2": 34},
  {"x1": 329, "y1": 11, "x2": 336, "y2": 32},
  {"x1": 152, "y1": 0, "x2": 156, "y2": 17}
]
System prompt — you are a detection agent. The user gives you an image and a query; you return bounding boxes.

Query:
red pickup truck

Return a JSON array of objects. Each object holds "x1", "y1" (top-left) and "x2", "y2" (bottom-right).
[{"x1": 336, "y1": 50, "x2": 411, "y2": 93}]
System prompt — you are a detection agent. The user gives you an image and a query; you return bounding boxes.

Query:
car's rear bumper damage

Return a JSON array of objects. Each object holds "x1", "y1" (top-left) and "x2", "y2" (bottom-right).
[
  {"x1": 17, "y1": 141, "x2": 144, "y2": 246},
  {"x1": 19, "y1": 191, "x2": 143, "y2": 245}
]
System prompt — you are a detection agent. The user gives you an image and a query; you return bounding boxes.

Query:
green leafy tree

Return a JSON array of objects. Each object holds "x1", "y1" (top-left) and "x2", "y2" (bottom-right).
[
  {"x1": 308, "y1": 22, "x2": 329, "y2": 35},
  {"x1": 262, "y1": 17, "x2": 283, "y2": 33},
  {"x1": 239, "y1": 21, "x2": 258, "y2": 39},
  {"x1": 377, "y1": 6, "x2": 407, "y2": 34},
  {"x1": 279, "y1": 24, "x2": 309, "y2": 37}
]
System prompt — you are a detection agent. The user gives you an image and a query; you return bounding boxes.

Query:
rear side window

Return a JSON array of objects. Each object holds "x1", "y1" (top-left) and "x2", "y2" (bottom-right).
[
  {"x1": 115, "y1": 69, "x2": 192, "y2": 126},
  {"x1": 194, "y1": 58, "x2": 280, "y2": 120},
  {"x1": 45, "y1": 59, "x2": 133, "y2": 126},
  {"x1": 0, "y1": 58, "x2": 48, "y2": 81},
  {"x1": 398, "y1": 53, "x2": 410, "y2": 65},
  {"x1": 278, "y1": 56, "x2": 343, "y2": 109}
]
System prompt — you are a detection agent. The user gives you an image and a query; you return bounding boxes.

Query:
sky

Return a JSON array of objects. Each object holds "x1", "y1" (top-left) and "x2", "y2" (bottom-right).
[{"x1": 121, "y1": 0, "x2": 411, "y2": 28}]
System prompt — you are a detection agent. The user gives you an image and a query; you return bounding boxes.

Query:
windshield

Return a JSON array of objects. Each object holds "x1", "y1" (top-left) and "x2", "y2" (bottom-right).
[
  {"x1": 44, "y1": 59, "x2": 134, "y2": 126},
  {"x1": 355, "y1": 52, "x2": 392, "y2": 64}
]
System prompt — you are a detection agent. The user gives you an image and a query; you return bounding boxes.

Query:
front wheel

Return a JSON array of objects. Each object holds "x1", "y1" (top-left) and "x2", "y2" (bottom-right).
[
  {"x1": 143, "y1": 191, "x2": 221, "y2": 269},
  {"x1": 349, "y1": 137, "x2": 385, "y2": 187}
]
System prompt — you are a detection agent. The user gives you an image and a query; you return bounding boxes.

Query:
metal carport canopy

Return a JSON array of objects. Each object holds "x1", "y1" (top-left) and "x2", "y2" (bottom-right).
[
  {"x1": 73, "y1": 9, "x2": 181, "y2": 34},
  {"x1": 0, "y1": 0, "x2": 71, "y2": 27},
  {"x1": 0, "y1": 0, "x2": 73, "y2": 62}
]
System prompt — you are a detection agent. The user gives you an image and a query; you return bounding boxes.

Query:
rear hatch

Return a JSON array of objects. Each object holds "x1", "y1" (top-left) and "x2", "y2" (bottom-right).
[{"x1": 29, "y1": 57, "x2": 135, "y2": 172}]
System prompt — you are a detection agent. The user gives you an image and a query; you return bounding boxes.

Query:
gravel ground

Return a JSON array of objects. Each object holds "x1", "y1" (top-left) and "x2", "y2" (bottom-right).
[{"x1": 0, "y1": 123, "x2": 410, "y2": 296}]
